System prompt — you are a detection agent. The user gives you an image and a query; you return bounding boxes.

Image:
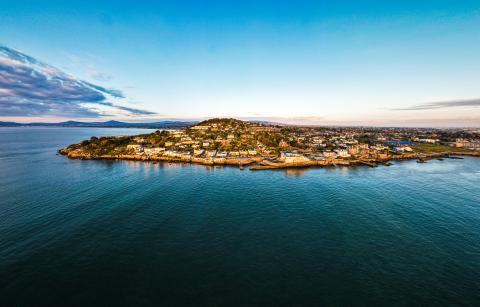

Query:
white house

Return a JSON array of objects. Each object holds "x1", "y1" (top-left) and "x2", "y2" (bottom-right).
[
  {"x1": 280, "y1": 152, "x2": 311, "y2": 163},
  {"x1": 335, "y1": 149, "x2": 351, "y2": 158},
  {"x1": 127, "y1": 144, "x2": 143, "y2": 153}
]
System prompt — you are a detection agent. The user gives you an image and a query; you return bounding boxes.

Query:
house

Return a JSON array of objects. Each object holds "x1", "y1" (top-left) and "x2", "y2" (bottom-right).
[
  {"x1": 164, "y1": 141, "x2": 174, "y2": 147},
  {"x1": 164, "y1": 150, "x2": 181, "y2": 158},
  {"x1": 370, "y1": 145, "x2": 388, "y2": 151},
  {"x1": 279, "y1": 140, "x2": 289, "y2": 148},
  {"x1": 322, "y1": 151, "x2": 337, "y2": 158},
  {"x1": 180, "y1": 152, "x2": 193, "y2": 159},
  {"x1": 127, "y1": 144, "x2": 143, "y2": 153},
  {"x1": 455, "y1": 139, "x2": 465, "y2": 147},
  {"x1": 280, "y1": 152, "x2": 311, "y2": 163},
  {"x1": 205, "y1": 150, "x2": 217, "y2": 157},
  {"x1": 393, "y1": 146, "x2": 412, "y2": 152},
  {"x1": 464, "y1": 141, "x2": 480, "y2": 150},
  {"x1": 348, "y1": 145, "x2": 359, "y2": 155},
  {"x1": 133, "y1": 137, "x2": 145, "y2": 143},
  {"x1": 171, "y1": 130, "x2": 185, "y2": 137},
  {"x1": 193, "y1": 149, "x2": 204, "y2": 156},
  {"x1": 143, "y1": 147, "x2": 164, "y2": 155},
  {"x1": 335, "y1": 149, "x2": 351, "y2": 158},
  {"x1": 416, "y1": 138, "x2": 438, "y2": 144},
  {"x1": 190, "y1": 125, "x2": 210, "y2": 131},
  {"x1": 216, "y1": 151, "x2": 228, "y2": 158},
  {"x1": 312, "y1": 136, "x2": 324, "y2": 144}
]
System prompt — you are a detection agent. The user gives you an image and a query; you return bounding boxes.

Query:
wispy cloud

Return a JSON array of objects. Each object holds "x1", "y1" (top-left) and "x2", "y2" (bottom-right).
[
  {"x1": 87, "y1": 64, "x2": 113, "y2": 82},
  {"x1": 0, "y1": 45, "x2": 155, "y2": 118},
  {"x1": 393, "y1": 98, "x2": 480, "y2": 111}
]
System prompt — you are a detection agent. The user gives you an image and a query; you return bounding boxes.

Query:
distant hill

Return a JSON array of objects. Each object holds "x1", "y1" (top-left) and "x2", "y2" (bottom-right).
[
  {"x1": 0, "y1": 120, "x2": 198, "y2": 129},
  {"x1": 196, "y1": 118, "x2": 246, "y2": 126},
  {"x1": 0, "y1": 121, "x2": 21, "y2": 127},
  {"x1": 195, "y1": 118, "x2": 284, "y2": 127}
]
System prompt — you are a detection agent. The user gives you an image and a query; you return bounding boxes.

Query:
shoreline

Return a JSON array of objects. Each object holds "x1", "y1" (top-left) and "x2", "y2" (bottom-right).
[{"x1": 58, "y1": 148, "x2": 480, "y2": 170}]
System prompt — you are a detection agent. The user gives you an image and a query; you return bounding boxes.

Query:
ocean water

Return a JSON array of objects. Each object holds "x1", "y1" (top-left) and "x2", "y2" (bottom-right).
[{"x1": 0, "y1": 127, "x2": 479, "y2": 306}]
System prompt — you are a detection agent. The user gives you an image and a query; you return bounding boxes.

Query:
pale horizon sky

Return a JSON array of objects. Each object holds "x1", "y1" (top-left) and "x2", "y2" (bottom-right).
[{"x1": 1, "y1": 1, "x2": 480, "y2": 127}]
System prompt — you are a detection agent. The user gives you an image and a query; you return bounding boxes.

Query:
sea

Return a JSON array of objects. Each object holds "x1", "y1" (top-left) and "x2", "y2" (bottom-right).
[{"x1": 1, "y1": 127, "x2": 479, "y2": 306}]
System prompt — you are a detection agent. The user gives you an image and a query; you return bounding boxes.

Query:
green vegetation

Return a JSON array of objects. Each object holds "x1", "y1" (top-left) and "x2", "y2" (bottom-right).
[
  {"x1": 66, "y1": 135, "x2": 132, "y2": 156},
  {"x1": 413, "y1": 143, "x2": 467, "y2": 153}
]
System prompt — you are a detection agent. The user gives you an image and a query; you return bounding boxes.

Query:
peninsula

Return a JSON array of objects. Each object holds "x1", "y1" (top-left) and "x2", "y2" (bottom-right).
[{"x1": 59, "y1": 118, "x2": 480, "y2": 170}]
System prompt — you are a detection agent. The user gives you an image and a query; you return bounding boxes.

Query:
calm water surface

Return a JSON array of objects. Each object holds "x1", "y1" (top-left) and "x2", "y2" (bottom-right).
[{"x1": 1, "y1": 127, "x2": 479, "y2": 306}]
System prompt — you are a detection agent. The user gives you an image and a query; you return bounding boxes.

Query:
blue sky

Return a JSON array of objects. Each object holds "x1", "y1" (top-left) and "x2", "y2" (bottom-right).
[{"x1": 1, "y1": 0, "x2": 480, "y2": 126}]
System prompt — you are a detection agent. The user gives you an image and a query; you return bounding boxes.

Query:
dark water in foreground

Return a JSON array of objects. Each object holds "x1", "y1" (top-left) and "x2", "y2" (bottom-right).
[{"x1": 1, "y1": 127, "x2": 480, "y2": 306}]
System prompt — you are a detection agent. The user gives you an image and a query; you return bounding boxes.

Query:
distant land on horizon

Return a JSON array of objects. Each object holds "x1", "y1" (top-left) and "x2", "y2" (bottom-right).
[
  {"x1": 0, "y1": 119, "x2": 287, "y2": 129},
  {"x1": 0, "y1": 120, "x2": 198, "y2": 129},
  {"x1": 1, "y1": 119, "x2": 479, "y2": 129}
]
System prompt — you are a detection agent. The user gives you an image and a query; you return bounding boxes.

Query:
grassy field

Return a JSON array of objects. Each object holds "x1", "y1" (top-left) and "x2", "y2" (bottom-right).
[{"x1": 412, "y1": 143, "x2": 469, "y2": 153}]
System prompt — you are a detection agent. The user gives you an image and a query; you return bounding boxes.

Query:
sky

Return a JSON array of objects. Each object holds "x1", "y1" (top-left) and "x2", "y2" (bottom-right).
[{"x1": 1, "y1": 0, "x2": 480, "y2": 127}]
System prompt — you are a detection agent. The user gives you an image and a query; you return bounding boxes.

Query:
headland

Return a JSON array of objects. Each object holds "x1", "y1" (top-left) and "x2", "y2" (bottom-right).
[{"x1": 59, "y1": 118, "x2": 480, "y2": 170}]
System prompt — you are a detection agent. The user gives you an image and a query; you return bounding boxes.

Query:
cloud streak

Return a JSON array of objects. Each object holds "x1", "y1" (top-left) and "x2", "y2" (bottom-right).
[
  {"x1": 393, "y1": 98, "x2": 480, "y2": 111},
  {"x1": 0, "y1": 45, "x2": 155, "y2": 117}
]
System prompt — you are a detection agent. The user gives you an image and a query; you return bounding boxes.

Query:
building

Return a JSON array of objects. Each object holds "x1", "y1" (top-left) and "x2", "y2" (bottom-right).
[
  {"x1": 190, "y1": 125, "x2": 210, "y2": 131},
  {"x1": 164, "y1": 150, "x2": 182, "y2": 158},
  {"x1": 205, "y1": 150, "x2": 217, "y2": 157},
  {"x1": 335, "y1": 149, "x2": 351, "y2": 158},
  {"x1": 322, "y1": 151, "x2": 337, "y2": 158},
  {"x1": 348, "y1": 145, "x2": 359, "y2": 155},
  {"x1": 143, "y1": 147, "x2": 164, "y2": 155},
  {"x1": 171, "y1": 130, "x2": 185, "y2": 137},
  {"x1": 416, "y1": 138, "x2": 438, "y2": 144},
  {"x1": 280, "y1": 152, "x2": 311, "y2": 163},
  {"x1": 193, "y1": 149, "x2": 204, "y2": 156},
  {"x1": 133, "y1": 137, "x2": 145, "y2": 143},
  {"x1": 455, "y1": 139, "x2": 465, "y2": 147},
  {"x1": 393, "y1": 146, "x2": 412, "y2": 152},
  {"x1": 216, "y1": 151, "x2": 228, "y2": 158},
  {"x1": 464, "y1": 141, "x2": 480, "y2": 150},
  {"x1": 279, "y1": 140, "x2": 289, "y2": 148},
  {"x1": 127, "y1": 144, "x2": 143, "y2": 153}
]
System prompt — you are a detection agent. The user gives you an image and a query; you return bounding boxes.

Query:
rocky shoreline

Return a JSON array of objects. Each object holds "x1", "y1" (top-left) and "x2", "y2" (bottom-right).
[{"x1": 58, "y1": 148, "x2": 480, "y2": 170}]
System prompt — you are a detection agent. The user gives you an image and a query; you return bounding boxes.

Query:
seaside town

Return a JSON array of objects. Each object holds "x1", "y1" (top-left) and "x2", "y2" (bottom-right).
[{"x1": 60, "y1": 118, "x2": 480, "y2": 170}]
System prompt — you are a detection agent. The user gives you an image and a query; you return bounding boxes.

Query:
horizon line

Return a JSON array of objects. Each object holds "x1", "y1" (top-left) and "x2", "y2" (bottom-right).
[{"x1": 1, "y1": 118, "x2": 479, "y2": 129}]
